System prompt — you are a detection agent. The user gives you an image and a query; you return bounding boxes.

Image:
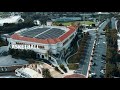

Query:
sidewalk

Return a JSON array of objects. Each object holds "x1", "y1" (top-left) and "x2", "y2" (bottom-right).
[{"x1": 0, "y1": 55, "x2": 28, "y2": 67}]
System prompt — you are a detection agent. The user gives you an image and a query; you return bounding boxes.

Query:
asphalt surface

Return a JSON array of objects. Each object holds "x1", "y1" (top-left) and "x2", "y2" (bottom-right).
[
  {"x1": 76, "y1": 30, "x2": 96, "y2": 75},
  {"x1": 90, "y1": 35, "x2": 106, "y2": 78},
  {"x1": 0, "y1": 72, "x2": 19, "y2": 78},
  {"x1": 111, "y1": 17, "x2": 116, "y2": 29},
  {"x1": 89, "y1": 19, "x2": 110, "y2": 78},
  {"x1": 74, "y1": 19, "x2": 110, "y2": 77}
]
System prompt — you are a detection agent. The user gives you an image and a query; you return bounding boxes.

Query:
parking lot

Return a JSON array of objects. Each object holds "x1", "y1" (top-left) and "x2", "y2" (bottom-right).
[
  {"x1": 90, "y1": 34, "x2": 106, "y2": 78},
  {"x1": 75, "y1": 30, "x2": 96, "y2": 75},
  {"x1": 88, "y1": 19, "x2": 109, "y2": 78},
  {"x1": 74, "y1": 19, "x2": 109, "y2": 78}
]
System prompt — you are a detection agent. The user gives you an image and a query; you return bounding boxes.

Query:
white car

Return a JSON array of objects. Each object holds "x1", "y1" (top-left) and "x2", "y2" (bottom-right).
[
  {"x1": 101, "y1": 61, "x2": 104, "y2": 63},
  {"x1": 91, "y1": 73, "x2": 96, "y2": 75},
  {"x1": 89, "y1": 73, "x2": 96, "y2": 78},
  {"x1": 100, "y1": 70, "x2": 105, "y2": 74},
  {"x1": 103, "y1": 42, "x2": 106, "y2": 44}
]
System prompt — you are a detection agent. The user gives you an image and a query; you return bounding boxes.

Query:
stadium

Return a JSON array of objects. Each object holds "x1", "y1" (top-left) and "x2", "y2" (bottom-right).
[{"x1": 8, "y1": 25, "x2": 78, "y2": 59}]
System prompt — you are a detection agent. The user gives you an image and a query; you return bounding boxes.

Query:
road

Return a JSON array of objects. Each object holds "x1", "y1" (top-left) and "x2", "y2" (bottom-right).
[
  {"x1": 90, "y1": 34, "x2": 106, "y2": 78},
  {"x1": 89, "y1": 19, "x2": 110, "y2": 78},
  {"x1": 74, "y1": 19, "x2": 110, "y2": 77},
  {"x1": 111, "y1": 17, "x2": 117, "y2": 29},
  {"x1": 0, "y1": 72, "x2": 19, "y2": 78},
  {"x1": 77, "y1": 30, "x2": 96, "y2": 75}
]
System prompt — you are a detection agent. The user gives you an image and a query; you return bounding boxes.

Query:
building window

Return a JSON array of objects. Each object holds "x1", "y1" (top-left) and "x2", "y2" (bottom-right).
[
  {"x1": 38, "y1": 46, "x2": 44, "y2": 49},
  {"x1": 37, "y1": 54, "x2": 40, "y2": 58},
  {"x1": 70, "y1": 34, "x2": 74, "y2": 39},
  {"x1": 42, "y1": 55, "x2": 44, "y2": 59},
  {"x1": 49, "y1": 57, "x2": 51, "y2": 60},
  {"x1": 36, "y1": 45, "x2": 37, "y2": 48},
  {"x1": 63, "y1": 39, "x2": 69, "y2": 46}
]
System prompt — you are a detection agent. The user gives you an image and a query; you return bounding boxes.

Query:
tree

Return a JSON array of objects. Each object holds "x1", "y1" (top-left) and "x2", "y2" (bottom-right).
[
  {"x1": 8, "y1": 49, "x2": 36, "y2": 60},
  {"x1": 42, "y1": 68, "x2": 52, "y2": 78},
  {"x1": 105, "y1": 26, "x2": 120, "y2": 77},
  {"x1": 106, "y1": 63, "x2": 117, "y2": 78},
  {"x1": 60, "y1": 64, "x2": 67, "y2": 73}
]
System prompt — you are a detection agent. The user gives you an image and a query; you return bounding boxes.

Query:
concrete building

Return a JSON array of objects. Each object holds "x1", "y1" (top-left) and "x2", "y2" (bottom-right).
[
  {"x1": 8, "y1": 25, "x2": 78, "y2": 60},
  {"x1": 0, "y1": 15, "x2": 24, "y2": 26}
]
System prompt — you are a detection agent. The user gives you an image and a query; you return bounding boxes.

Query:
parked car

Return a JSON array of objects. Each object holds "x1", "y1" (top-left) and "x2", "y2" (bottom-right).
[
  {"x1": 91, "y1": 62, "x2": 96, "y2": 66},
  {"x1": 101, "y1": 61, "x2": 105, "y2": 63},
  {"x1": 101, "y1": 57, "x2": 105, "y2": 60},
  {"x1": 89, "y1": 73, "x2": 97, "y2": 78},
  {"x1": 102, "y1": 54, "x2": 106, "y2": 57},
  {"x1": 100, "y1": 70, "x2": 105, "y2": 75},
  {"x1": 74, "y1": 69, "x2": 82, "y2": 73},
  {"x1": 99, "y1": 74, "x2": 104, "y2": 78}
]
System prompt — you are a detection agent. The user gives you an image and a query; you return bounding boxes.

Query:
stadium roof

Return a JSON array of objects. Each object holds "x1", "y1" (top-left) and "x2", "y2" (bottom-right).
[{"x1": 11, "y1": 26, "x2": 77, "y2": 44}]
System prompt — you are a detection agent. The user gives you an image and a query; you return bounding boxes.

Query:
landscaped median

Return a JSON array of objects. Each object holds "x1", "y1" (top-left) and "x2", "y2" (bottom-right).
[
  {"x1": 80, "y1": 21, "x2": 95, "y2": 26},
  {"x1": 66, "y1": 32, "x2": 90, "y2": 64},
  {"x1": 68, "y1": 63, "x2": 79, "y2": 70},
  {"x1": 52, "y1": 21, "x2": 74, "y2": 26},
  {"x1": 53, "y1": 21, "x2": 95, "y2": 26},
  {"x1": 66, "y1": 33, "x2": 89, "y2": 70}
]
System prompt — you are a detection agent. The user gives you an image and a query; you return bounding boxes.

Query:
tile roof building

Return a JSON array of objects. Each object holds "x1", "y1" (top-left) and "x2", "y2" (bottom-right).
[{"x1": 8, "y1": 25, "x2": 78, "y2": 60}]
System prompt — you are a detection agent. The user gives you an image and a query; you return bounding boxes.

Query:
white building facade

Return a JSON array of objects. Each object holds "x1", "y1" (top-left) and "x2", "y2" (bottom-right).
[{"x1": 7, "y1": 26, "x2": 78, "y2": 59}]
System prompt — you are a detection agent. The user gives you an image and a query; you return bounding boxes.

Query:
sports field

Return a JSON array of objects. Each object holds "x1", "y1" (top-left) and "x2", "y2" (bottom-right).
[
  {"x1": 53, "y1": 21, "x2": 95, "y2": 26},
  {"x1": 53, "y1": 22, "x2": 73, "y2": 26},
  {"x1": 80, "y1": 21, "x2": 95, "y2": 25}
]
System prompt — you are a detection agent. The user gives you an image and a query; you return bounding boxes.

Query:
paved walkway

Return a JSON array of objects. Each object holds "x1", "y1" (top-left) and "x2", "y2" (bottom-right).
[
  {"x1": 86, "y1": 19, "x2": 110, "y2": 78},
  {"x1": 0, "y1": 55, "x2": 28, "y2": 67},
  {"x1": 66, "y1": 39, "x2": 80, "y2": 64},
  {"x1": 0, "y1": 46, "x2": 9, "y2": 56}
]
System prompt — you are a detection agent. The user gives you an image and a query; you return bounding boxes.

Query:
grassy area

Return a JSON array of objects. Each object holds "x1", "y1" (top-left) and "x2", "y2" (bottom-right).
[
  {"x1": 67, "y1": 32, "x2": 89, "y2": 64},
  {"x1": 53, "y1": 21, "x2": 73, "y2": 26},
  {"x1": 80, "y1": 21, "x2": 95, "y2": 25},
  {"x1": 68, "y1": 63, "x2": 79, "y2": 70},
  {"x1": 65, "y1": 35, "x2": 79, "y2": 63},
  {"x1": 53, "y1": 21, "x2": 95, "y2": 26},
  {"x1": 68, "y1": 53, "x2": 79, "y2": 63},
  {"x1": 62, "y1": 22, "x2": 72, "y2": 26},
  {"x1": 0, "y1": 40, "x2": 7, "y2": 47}
]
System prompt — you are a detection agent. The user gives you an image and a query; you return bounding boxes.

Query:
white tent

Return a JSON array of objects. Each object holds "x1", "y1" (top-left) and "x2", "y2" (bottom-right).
[{"x1": 0, "y1": 15, "x2": 24, "y2": 26}]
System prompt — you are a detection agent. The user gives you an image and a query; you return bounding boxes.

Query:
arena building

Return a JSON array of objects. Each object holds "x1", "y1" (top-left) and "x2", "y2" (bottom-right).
[{"x1": 7, "y1": 25, "x2": 78, "y2": 60}]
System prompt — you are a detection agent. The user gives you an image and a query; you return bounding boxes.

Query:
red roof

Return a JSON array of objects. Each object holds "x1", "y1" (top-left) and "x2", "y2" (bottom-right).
[
  {"x1": 10, "y1": 26, "x2": 77, "y2": 44},
  {"x1": 64, "y1": 74, "x2": 86, "y2": 78},
  {"x1": 47, "y1": 38, "x2": 56, "y2": 44},
  {"x1": 59, "y1": 26, "x2": 76, "y2": 41}
]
